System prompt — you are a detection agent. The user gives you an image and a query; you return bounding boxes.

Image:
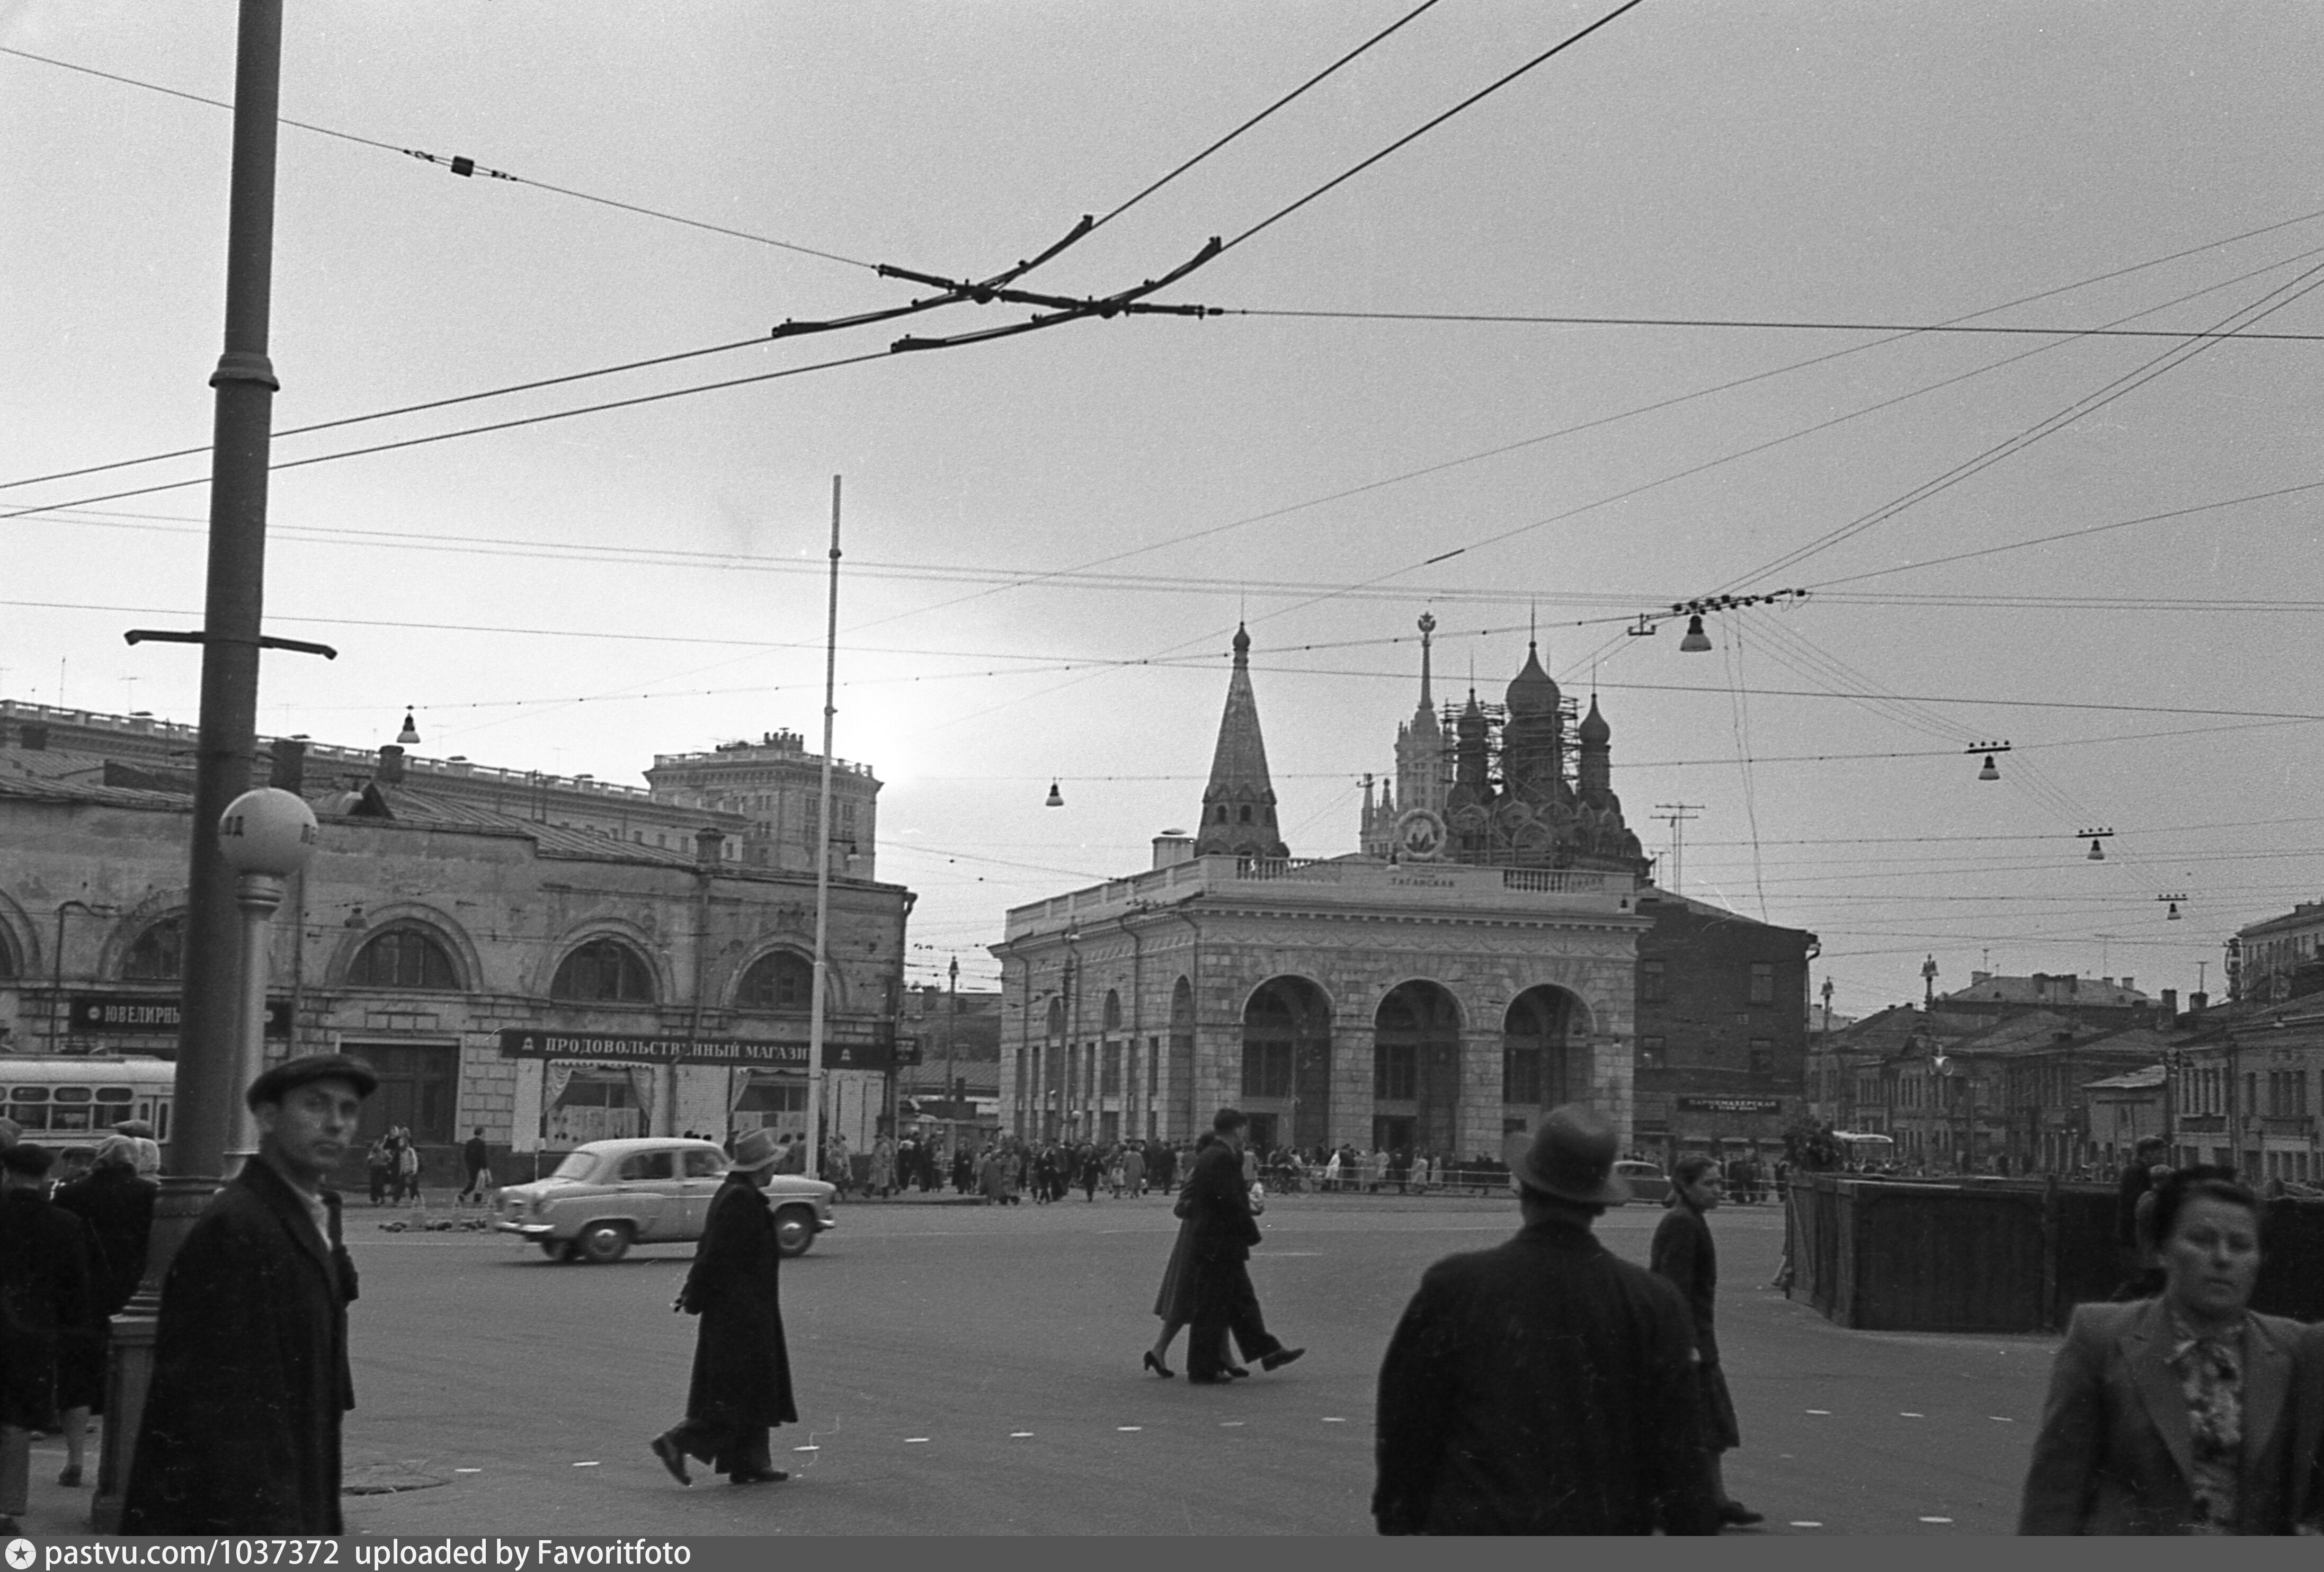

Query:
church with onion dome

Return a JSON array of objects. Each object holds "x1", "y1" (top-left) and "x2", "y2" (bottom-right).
[
  {"x1": 1357, "y1": 612, "x2": 1648, "y2": 877},
  {"x1": 991, "y1": 615, "x2": 1819, "y2": 1169}
]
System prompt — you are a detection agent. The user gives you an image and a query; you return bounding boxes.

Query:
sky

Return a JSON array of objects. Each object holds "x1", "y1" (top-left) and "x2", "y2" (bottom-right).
[{"x1": 5, "y1": 2, "x2": 2322, "y2": 1014}]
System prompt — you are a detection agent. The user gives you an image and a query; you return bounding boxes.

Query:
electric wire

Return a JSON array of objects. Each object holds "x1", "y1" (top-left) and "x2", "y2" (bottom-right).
[
  {"x1": 1222, "y1": 306, "x2": 2324, "y2": 342},
  {"x1": 0, "y1": 336, "x2": 774, "y2": 495},
  {"x1": 1723, "y1": 257, "x2": 2324, "y2": 590},
  {"x1": 0, "y1": 348, "x2": 892, "y2": 524},
  {"x1": 1218, "y1": 0, "x2": 1639, "y2": 256},
  {"x1": 0, "y1": 44, "x2": 876, "y2": 271},
  {"x1": 1087, "y1": 0, "x2": 1448, "y2": 235}
]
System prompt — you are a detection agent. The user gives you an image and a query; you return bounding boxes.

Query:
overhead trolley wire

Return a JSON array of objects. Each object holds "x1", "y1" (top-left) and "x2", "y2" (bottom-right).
[
  {"x1": 1215, "y1": 0, "x2": 1646, "y2": 256},
  {"x1": 1087, "y1": 0, "x2": 1448, "y2": 235},
  {"x1": 1722, "y1": 257, "x2": 2324, "y2": 590},
  {"x1": 0, "y1": 348, "x2": 893, "y2": 524},
  {"x1": 1221, "y1": 306, "x2": 2324, "y2": 343}
]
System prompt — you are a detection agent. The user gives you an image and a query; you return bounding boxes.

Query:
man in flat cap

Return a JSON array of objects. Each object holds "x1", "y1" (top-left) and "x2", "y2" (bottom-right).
[
  {"x1": 123, "y1": 1054, "x2": 375, "y2": 1535},
  {"x1": 1373, "y1": 1103, "x2": 1719, "y2": 1535}
]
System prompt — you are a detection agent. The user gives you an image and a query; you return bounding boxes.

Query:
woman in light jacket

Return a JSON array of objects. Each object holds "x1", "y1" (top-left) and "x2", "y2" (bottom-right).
[{"x1": 2019, "y1": 1167, "x2": 2324, "y2": 1534}]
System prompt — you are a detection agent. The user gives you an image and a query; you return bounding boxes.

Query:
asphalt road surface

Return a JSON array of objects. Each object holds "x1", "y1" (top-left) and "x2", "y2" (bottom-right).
[{"x1": 20, "y1": 1189, "x2": 2061, "y2": 1537}]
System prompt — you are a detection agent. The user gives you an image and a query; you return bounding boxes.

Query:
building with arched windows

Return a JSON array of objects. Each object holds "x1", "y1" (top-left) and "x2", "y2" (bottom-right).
[
  {"x1": 0, "y1": 705, "x2": 912, "y2": 1178},
  {"x1": 991, "y1": 621, "x2": 1816, "y2": 1163},
  {"x1": 993, "y1": 625, "x2": 1655, "y2": 1160}
]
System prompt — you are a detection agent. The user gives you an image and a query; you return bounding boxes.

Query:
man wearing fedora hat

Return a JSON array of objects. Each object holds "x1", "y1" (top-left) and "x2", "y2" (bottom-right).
[
  {"x1": 1373, "y1": 1103, "x2": 1718, "y2": 1535},
  {"x1": 650, "y1": 1127, "x2": 797, "y2": 1487},
  {"x1": 123, "y1": 1053, "x2": 376, "y2": 1534}
]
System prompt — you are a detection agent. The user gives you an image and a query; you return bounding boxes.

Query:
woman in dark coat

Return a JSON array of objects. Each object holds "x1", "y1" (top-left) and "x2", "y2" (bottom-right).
[
  {"x1": 1650, "y1": 1154, "x2": 1758, "y2": 1527},
  {"x1": 1145, "y1": 1132, "x2": 1235, "y2": 1377},
  {"x1": 51, "y1": 1134, "x2": 156, "y2": 1486},
  {"x1": 0, "y1": 1145, "x2": 93, "y2": 1532},
  {"x1": 651, "y1": 1129, "x2": 796, "y2": 1486}
]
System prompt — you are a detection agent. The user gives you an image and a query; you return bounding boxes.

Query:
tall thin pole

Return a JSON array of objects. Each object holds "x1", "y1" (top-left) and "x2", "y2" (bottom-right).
[
  {"x1": 99, "y1": 0, "x2": 284, "y2": 1531},
  {"x1": 804, "y1": 477, "x2": 841, "y2": 1176},
  {"x1": 179, "y1": 0, "x2": 286, "y2": 1187}
]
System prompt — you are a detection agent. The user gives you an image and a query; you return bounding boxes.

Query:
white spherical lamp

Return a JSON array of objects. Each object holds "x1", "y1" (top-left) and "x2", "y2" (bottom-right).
[{"x1": 218, "y1": 787, "x2": 319, "y2": 878}]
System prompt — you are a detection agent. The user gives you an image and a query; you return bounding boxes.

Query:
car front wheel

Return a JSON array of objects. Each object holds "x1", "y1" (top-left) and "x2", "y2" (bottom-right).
[
  {"x1": 773, "y1": 1207, "x2": 815, "y2": 1259},
  {"x1": 577, "y1": 1221, "x2": 632, "y2": 1264}
]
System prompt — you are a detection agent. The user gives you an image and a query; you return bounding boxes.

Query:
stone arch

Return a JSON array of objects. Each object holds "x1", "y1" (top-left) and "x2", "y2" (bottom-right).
[
  {"x1": 97, "y1": 890, "x2": 186, "y2": 981},
  {"x1": 0, "y1": 889, "x2": 34, "y2": 980},
  {"x1": 548, "y1": 933, "x2": 662, "y2": 1005},
  {"x1": 1373, "y1": 979, "x2": 1463, "y2": 1161},
  {"x1": 327, "y1": 903, "x2": 479, "y2": 992},
  {"x1": 1503, "y1": 984, "x2": 1590, "y2": 1117},
  {"x1": 1240, "y1": 975, "x2": 1332, "y2": 1153},
  {"x1": 731, "y1": 945, "x2": 841, "y2": 1014},
  {"x1": 533, "y1": 918, "x2": 671, "y2": 1003}
]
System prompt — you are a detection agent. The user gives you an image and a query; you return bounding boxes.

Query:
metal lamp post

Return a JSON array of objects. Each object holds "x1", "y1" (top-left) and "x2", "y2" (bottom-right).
[{"x1": 216, "y1": 788, "x2": 318, "y2": 1165}]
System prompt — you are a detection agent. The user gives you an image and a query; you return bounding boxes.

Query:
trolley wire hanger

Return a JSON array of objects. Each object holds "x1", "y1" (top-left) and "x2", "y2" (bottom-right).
[{"x1": 762, "y1": 216, "x2": 1224, "y2": 355}]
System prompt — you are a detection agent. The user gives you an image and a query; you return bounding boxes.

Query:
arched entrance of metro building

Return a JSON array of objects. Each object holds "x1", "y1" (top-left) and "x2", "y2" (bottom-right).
[
  {"x1": 1502, "y1": 986, "x2": 1588, "y2": 1138},
  {"x1": 1240, "y1": 976, "x2": 1331, "y2": 1153},
  {"x1": 1373, "y1": 981, "x2": 1461, "y2": 1159}
]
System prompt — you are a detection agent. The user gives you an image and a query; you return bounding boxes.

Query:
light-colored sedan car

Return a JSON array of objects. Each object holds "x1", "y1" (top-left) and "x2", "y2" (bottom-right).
[
  {"x1": 1614, "y1": 1159, "x2": 1672, "y2": 1206},
  {"x1": 493, "y1": 1137, "x2": 836, "y2": 1263}
]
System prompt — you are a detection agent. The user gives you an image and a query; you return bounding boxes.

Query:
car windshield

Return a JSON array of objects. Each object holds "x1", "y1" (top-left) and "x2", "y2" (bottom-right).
[{"x1": 548, "y1": 1151, "x2": 600, "y2": 1182}]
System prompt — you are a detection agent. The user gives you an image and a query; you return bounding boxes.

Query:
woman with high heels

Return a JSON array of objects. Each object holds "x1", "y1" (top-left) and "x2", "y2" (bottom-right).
[{"x1": 1145, "y1": 1132, "x2": 1242, "y2": 1377}]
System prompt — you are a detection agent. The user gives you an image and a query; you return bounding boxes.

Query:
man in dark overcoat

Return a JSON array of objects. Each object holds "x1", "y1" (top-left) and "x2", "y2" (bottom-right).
[
  {"x1": 0, "y1": 1144, "x2": 94, "y2": 1533},
  {"x1": 52, "y1": 1133, "x2": 156, "y2": 1488},
  {"x1": 1183, "y1": 1107, "x2": 1303, "y2": 1384},
  {"x1": 1373, "y1": 1104, "x2": 1719, "y2": 1535},
  {"x1": 651, "y1": 1127, "x2": 796, "y2": 1486},
  {"x1": 122, "y1": 1054, "x2": 375, "y2": 1535}
]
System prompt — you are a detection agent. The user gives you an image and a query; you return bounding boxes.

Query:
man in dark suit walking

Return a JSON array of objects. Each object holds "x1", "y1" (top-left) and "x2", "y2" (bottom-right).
[
  {"x1": 651, "y1": 1127, "x2": 797, "y2": 1486},
  {"x1": 123, "y1": 1053, "x2": 376, "y2": 1534},
  {"x1": 1373, "y1": 1104, "x2": 1719, "y2": 1535},
  {"x1": 1183, "y1": 1107, "x2": 1303, "y2": 1385}
]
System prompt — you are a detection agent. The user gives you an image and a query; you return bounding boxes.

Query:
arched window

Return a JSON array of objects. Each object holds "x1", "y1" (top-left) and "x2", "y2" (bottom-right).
[
  {"x1": 551, "y1": 939, "x2": 656, "y2": 1003},
  {"x1": 736, "y1": 951, "x2": 814, "y2": 1012},
  {"x1": 1102, "y1": 989, "x2": 1123, "y2": 1032},
  {"x1": 122, "y1": 916, "x2": 184, "y2": 982},
  {"x1": 349, "y1": 927, "x2": 460, "y2": 990},
  {"x1": 1240, "y1": 806, "x2": 1252, "y2": 823},
  {"x1": 0, "y1": 924, "x2": 16, "y2": 981},
  {"x1": 1046, "y1": 996, "x2": 1066, "y2": 1040}
]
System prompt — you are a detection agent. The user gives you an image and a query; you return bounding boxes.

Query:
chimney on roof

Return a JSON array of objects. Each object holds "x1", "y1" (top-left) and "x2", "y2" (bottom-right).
[
  {"x1": 2122, "y1": 977, "x2": 2134, "y2": 993},
  {"x1": 376, "y1": 744, "x2": 405, "y2": 785},
  {"x1": 1152, "y1": 830, "x2": 1194, "y2": 870},
  {"x1": 2162, "y1": 988, "x2": 2178, "y2": 1022},
  {"x1": 2189, "y1": 990, "x2": 2207, "y2": 1022},
  {"x1": 269, "y1": 736, "x2": 306, "y2": 793},
  {"x1": 694, "y1": 827, "x2": 725, "y2": 866}
]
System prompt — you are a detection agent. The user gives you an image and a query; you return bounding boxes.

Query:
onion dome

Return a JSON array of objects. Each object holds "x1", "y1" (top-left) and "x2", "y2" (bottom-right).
[
  {"x1": 1506, "y1": 642, "x2": 1561, "y2": 717},
  {"x1": 1579, "y1": 694, "x2": 1610, "y2": 746}
]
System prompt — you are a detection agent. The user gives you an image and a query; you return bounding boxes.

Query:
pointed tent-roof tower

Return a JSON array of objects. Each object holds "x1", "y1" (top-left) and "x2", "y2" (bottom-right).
[{"x1": 1194, "y1": 624, "x2": 1289, "y2": 859}]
